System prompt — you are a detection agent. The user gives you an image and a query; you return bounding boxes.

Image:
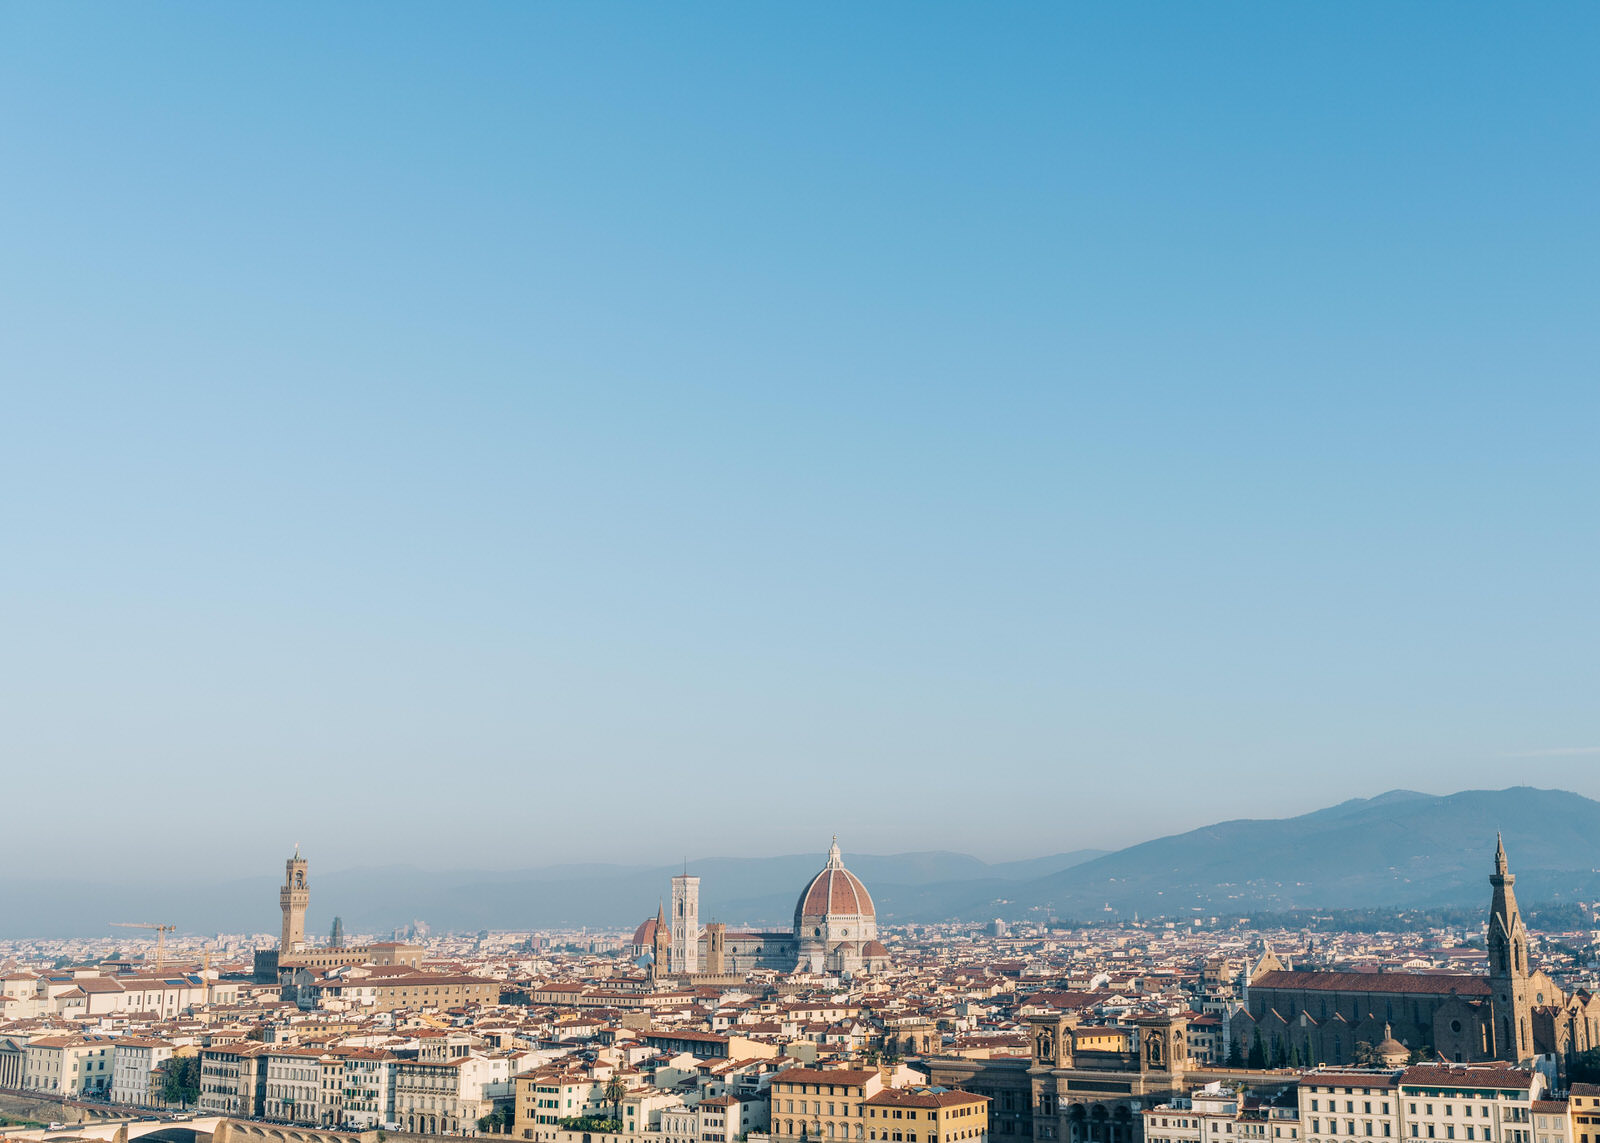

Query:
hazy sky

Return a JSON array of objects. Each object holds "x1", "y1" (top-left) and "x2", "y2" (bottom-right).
[{"x1": 3, "y1": 5, "x2": 1597, "y2": 881}]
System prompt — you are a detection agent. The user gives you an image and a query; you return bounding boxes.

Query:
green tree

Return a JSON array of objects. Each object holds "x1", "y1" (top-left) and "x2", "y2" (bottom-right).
[
  {"x1": 1571, "y1": 1049, "x2": 1600, "y2": 1085},
  {"x1": 603, "y1": 1074, "x2": 629, "y2": 1126},
  {"x1": 559, "y1": 1117, "x2": 620, "y2": 1133},
  {"x1": 1247, "y1": 1030, "x2": 1267, "y2": 1070},
  {"x1": 477, "y1": 1108, "x2": 515, "y2": 1135},
  {"x1": 1226, "y1": 1037, "x2": 1244, "y2": 1068},
  {"x1": 1353, "y1": 1041, "x2": 1382, "y2": 1068},
  {"x1": 161, "y1": 1057, "x2": 201, "y2": 1110}
]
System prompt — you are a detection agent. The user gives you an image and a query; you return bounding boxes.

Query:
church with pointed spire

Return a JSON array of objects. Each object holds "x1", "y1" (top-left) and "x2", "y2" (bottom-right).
[{"x1": 1234, "y1": 835, "x2": 1600, "y2": 1071}]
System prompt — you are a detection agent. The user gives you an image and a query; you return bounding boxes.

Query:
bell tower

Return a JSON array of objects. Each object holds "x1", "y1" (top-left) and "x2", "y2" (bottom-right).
[
  {"x1": 1487, "y1": 833, "x2": 1533, "y2": 1062},
  {"x1": 280, "y1": 847, "x2": 309, "y2": 953},
  {"x1": 671, "y1": 870, "x2": 699, "y2": 974}
]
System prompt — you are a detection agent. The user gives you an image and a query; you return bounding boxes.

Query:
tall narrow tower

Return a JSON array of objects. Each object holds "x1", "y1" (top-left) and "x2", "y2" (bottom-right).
[
  {"x1": 704, "y1": 922, "x2": 726, "y2": 975},
  {"x1": 280, "y1": 848, "x2": 309, "y2": 954},
  {"x1": 650, "y1": 901, "x2": 671, "y2": 981},
  {"x1": 670, "y1": 871, "x2": 699, "y2": 974},
  {"x1": 1487, "y1": 833, "x2": 1533, "y2": 1062}
]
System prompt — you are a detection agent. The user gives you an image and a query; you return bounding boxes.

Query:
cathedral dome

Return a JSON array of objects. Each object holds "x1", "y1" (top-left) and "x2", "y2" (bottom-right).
[
  {"x1": 632, "y1": 915, "x2": 663, "y2": 947},
  {"x1": 794, "y1": 839, "x2": 876, "y2": 935}
]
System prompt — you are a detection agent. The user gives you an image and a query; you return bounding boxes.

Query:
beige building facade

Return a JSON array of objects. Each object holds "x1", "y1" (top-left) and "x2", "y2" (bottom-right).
[{"x1": 769, "y1": 1065, "x2": 884, "y2": 1142}]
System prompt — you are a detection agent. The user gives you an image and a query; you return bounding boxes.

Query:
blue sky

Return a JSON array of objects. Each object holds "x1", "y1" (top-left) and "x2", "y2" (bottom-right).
[{"x1": 2, "y1": 4, "x2": 1596, "y2": 878}]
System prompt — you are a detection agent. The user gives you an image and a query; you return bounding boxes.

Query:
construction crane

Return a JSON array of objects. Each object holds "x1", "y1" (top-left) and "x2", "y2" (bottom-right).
[{"x1": 110, "y1": 922, "x2": 176, "y2": 971}]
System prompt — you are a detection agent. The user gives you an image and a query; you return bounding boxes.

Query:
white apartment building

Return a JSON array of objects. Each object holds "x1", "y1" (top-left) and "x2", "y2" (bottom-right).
[
  {"x1": 1298, "y1": 1065, "x2": 1544, "y2": 1143},
  {"x1": 1300, "y1": 1070, "x2": 1402, "y2": 1143},
  {"x1": 1398, "y1": 1066, "x2": 1542, "y2": 1143},
  {"x1": 262, "y1": 1047, "x2": 328, "y2": 1124},
  {"x1": 621, "y1": 1089, "x2": 694, "y2": 1137},
  {"x1": 118, "y1": 975, "x2": 209, "y2": 1017},
  {"x1": 396, "y1": 1053, "x2": 520, "y2": 1136},
  {"x1": 110, "y1": 1038, "x2": 175, "y2": 1106},
  {"x1": 1, "y1": 973, "x2": 47, "y2": 1021},
  {"x1": 199, "y1": 1044, "x2": 265, "y2": 1117},
  {"x1": 24, "y1": 1035, "x2": 116, "y2": 1097},
  {"x1": 663, "y1": 1104, "x2": 701, "y2": 1143},
  {"x1": 1146, "y1": 1083, "x2": 1300, "y2": 1143},
  {"x1": 1530, "y1": 1099, "x2": 1570, "y2": 1143},
  {"x1": 343, "y1": 1048, "x2": 400, "y2": 1129}
]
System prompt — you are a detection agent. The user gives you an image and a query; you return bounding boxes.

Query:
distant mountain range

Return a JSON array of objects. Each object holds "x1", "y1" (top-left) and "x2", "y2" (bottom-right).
[
  {"x1": 974, "y1": 786, "x2": 1600, "y2": 922},
  {"x1": 5, "y1": 786, "x2": 1599, "y2": 939}
]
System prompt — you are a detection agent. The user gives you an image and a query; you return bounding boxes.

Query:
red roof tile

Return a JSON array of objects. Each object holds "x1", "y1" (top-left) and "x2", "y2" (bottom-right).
[{"x1": 1253, "y1": 970, "x2": 1490, "y2": 997}]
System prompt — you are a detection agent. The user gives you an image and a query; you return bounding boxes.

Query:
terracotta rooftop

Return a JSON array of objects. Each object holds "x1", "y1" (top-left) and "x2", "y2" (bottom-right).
[
  {"x1": 1400, "y1": 1065, "x2": 1536, "y2": 1089},
  {"x1": 1252, "y1": 970, "x2": 1491, "y2": 997}
]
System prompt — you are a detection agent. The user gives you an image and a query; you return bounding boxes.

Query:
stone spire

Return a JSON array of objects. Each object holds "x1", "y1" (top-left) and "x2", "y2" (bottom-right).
[
  {"x1": 651, "y1": 899, "x2": 671, "y2": 981},
  {"x1": 1488, "y1": 835, "x2": 1532, "y2": 1062}
]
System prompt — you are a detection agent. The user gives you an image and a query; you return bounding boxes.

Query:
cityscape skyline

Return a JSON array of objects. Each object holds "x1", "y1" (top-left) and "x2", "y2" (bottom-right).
[
  {"x1": 1, "y1": 832, "x2": 1589, "y2": 1143},
  {"x1": 4, "y1": 785, "x2": 1599, "y2": 944},
  {"x1": 3, "y1": 5, "x2": 1597, "y2": 1143}
]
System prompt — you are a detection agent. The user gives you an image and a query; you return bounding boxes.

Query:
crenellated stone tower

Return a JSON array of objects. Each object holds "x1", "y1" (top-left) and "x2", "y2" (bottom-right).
[
  {"x1": 704, "y1": 922, "x2": 727, "y2": 975},
  {"x1": 280, "y1": 847, "x2": 309, "y2": 953}
]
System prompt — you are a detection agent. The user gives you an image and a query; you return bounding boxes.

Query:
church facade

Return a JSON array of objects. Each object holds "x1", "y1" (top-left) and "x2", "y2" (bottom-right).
[{"x1": 1234, "y1": 836, "x2": 1600, "y2": 1068}]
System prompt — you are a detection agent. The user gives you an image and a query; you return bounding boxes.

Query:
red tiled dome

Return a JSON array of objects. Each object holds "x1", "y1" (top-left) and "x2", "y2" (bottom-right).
[
  {"x1": 794, "y1": 840, "x2": 875, "y2": 928},
  {"x1": 632, "y1": 916, "x2": 662, "y2": 946}
]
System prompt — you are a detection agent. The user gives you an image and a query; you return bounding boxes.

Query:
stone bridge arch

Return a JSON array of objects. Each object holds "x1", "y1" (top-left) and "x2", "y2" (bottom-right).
[{"x1": 137, "y1": 1129, "x2": 206, "y2": 1143}]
